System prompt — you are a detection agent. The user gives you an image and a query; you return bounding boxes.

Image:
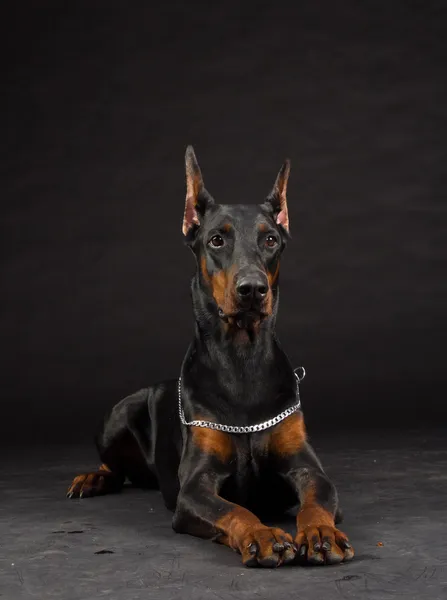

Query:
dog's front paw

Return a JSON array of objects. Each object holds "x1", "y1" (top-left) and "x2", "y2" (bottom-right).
[
  {"x1": 295, "y1": 524, "x2": 354, "y2": 565},
  {"x1": 241, "y1": 526, "x2": 297, "y2": 568}
]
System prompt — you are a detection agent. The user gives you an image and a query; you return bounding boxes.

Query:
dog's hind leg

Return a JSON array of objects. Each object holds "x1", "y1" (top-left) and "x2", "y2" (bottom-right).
[
  {"x1": 66, "y1": 463, "x2": 124, "y2": 499},
  {"x1": 67, "y1": 388, "x2": 156, "y2": 498}
]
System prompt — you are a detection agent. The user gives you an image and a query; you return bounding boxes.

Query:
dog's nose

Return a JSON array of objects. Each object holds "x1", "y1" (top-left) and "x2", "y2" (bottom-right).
[{"x1": 236, "y1": 277, "x2": 268, "y2": 301}]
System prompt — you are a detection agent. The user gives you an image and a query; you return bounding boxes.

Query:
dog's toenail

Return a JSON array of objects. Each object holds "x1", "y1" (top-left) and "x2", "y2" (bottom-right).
[{"x1": 248, "y1": 543, "x2": 257, "y2": 555}]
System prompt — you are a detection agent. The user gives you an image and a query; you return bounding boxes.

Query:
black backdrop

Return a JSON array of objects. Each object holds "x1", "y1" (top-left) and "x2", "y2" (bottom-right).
[{"x1": 2, "y1": 1, "x2": 446, "y2": 445}]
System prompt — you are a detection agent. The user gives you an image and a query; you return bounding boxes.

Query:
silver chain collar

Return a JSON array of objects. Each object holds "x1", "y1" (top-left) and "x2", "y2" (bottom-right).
[{"x1": 178, "y1": 367, "x2": 305, "y2": 434}]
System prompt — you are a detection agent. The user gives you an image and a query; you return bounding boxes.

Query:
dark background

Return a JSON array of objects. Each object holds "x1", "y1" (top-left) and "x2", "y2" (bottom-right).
[{"x1": 2, "y1": 1, "x2": 446, "y2": 446}]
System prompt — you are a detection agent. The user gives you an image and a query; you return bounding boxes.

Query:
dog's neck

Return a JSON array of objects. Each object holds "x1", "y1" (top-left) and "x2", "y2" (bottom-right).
[{"x1": 181, "y1": 274, "x2": 296, "y2": 421}]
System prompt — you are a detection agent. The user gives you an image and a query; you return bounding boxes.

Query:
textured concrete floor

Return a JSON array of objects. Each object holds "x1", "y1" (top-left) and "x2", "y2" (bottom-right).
[{"x1": 1, "y1": 430, "x2": 446, "y2": 600}]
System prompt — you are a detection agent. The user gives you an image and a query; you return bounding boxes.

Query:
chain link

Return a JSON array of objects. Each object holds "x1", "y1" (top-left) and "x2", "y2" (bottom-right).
[{"x1": 178, "y1": 367, "x2": 304, "y2": 433}]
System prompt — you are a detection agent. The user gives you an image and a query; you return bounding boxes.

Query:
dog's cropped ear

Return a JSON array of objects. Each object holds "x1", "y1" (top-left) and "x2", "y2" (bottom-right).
[
  {"x1": 265, "y1": 160, "x2": 291, "y2": 233},
  {"x1": 182, "y1": 145, "x2": 214, "y2": 236}
]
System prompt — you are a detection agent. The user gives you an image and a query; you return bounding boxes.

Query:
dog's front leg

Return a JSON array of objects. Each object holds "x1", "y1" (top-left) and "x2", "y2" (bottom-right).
[
  {"x1": 172, "y1": 427, "x2": 297, "y2": 567},
  {"x1": 287, "y1": 463, "x2": 354, "y2": 565},
  {"x1": 270, "y1": 412, "x2": 355, "y2": 565}
]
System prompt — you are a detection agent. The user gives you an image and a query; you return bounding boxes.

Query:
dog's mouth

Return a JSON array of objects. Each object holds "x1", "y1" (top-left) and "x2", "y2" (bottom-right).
[{"x1": 218, "y1": 308, "x2": 267, "y2": 329}]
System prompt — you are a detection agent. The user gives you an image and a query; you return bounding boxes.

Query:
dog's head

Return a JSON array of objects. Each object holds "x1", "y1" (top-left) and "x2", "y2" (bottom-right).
[{"x1": 182, "y1": 146, "x2": 291, "y2": 331}]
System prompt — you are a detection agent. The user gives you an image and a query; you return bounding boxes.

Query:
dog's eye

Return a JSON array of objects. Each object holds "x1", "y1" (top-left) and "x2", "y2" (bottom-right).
[
  {"x1": 209, "y1": 235, "x2": 224, "y2": 248},
  {"x1": 265, "y1": 235, "x2": 278, "y2": 248}
]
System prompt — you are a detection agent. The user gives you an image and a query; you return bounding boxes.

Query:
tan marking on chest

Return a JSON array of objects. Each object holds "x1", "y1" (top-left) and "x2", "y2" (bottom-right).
[
  {"x1": 192, "y1": 425, "x2": 233, "y2": 462},
  {"x1": 269, "y1": 412, "x2": 306, "y2": 456}
]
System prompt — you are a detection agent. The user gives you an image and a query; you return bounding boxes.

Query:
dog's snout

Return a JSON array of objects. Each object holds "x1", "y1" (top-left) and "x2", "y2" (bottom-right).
[{"x1": 236, "y1": 276, "x2": 268, "y2": 302}]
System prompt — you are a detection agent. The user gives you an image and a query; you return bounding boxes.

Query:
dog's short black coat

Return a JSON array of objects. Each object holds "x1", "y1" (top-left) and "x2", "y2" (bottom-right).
[{"x1": 67, "y1": 147, "x2": 354, "y2": 567}]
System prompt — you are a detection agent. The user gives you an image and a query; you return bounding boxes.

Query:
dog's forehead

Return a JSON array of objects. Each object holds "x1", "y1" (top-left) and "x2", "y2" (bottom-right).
[{"x1": 205, "y1": 204, "x2": 273, "y2": 232}]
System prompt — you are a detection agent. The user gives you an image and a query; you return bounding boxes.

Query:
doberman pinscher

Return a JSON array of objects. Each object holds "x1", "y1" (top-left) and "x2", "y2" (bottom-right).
[{"x1": 67, "y1": 147, "x2": 354, "y2": 568}]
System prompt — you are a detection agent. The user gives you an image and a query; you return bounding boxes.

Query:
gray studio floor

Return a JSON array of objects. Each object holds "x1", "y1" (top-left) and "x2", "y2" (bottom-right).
[{"x1": 1, "y1": 431, "x2": 446, "y2": 600}]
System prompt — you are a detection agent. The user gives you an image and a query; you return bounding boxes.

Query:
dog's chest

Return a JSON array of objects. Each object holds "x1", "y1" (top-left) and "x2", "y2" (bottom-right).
[{"x1": 221, "y1": 434, "x2": 277, "y2": 501}]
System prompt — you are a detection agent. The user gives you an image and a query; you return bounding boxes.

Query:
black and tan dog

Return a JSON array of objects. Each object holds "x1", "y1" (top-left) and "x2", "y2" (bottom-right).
[{"x1": 67, "y1": 147, "x2": 354, "y2": 568}]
